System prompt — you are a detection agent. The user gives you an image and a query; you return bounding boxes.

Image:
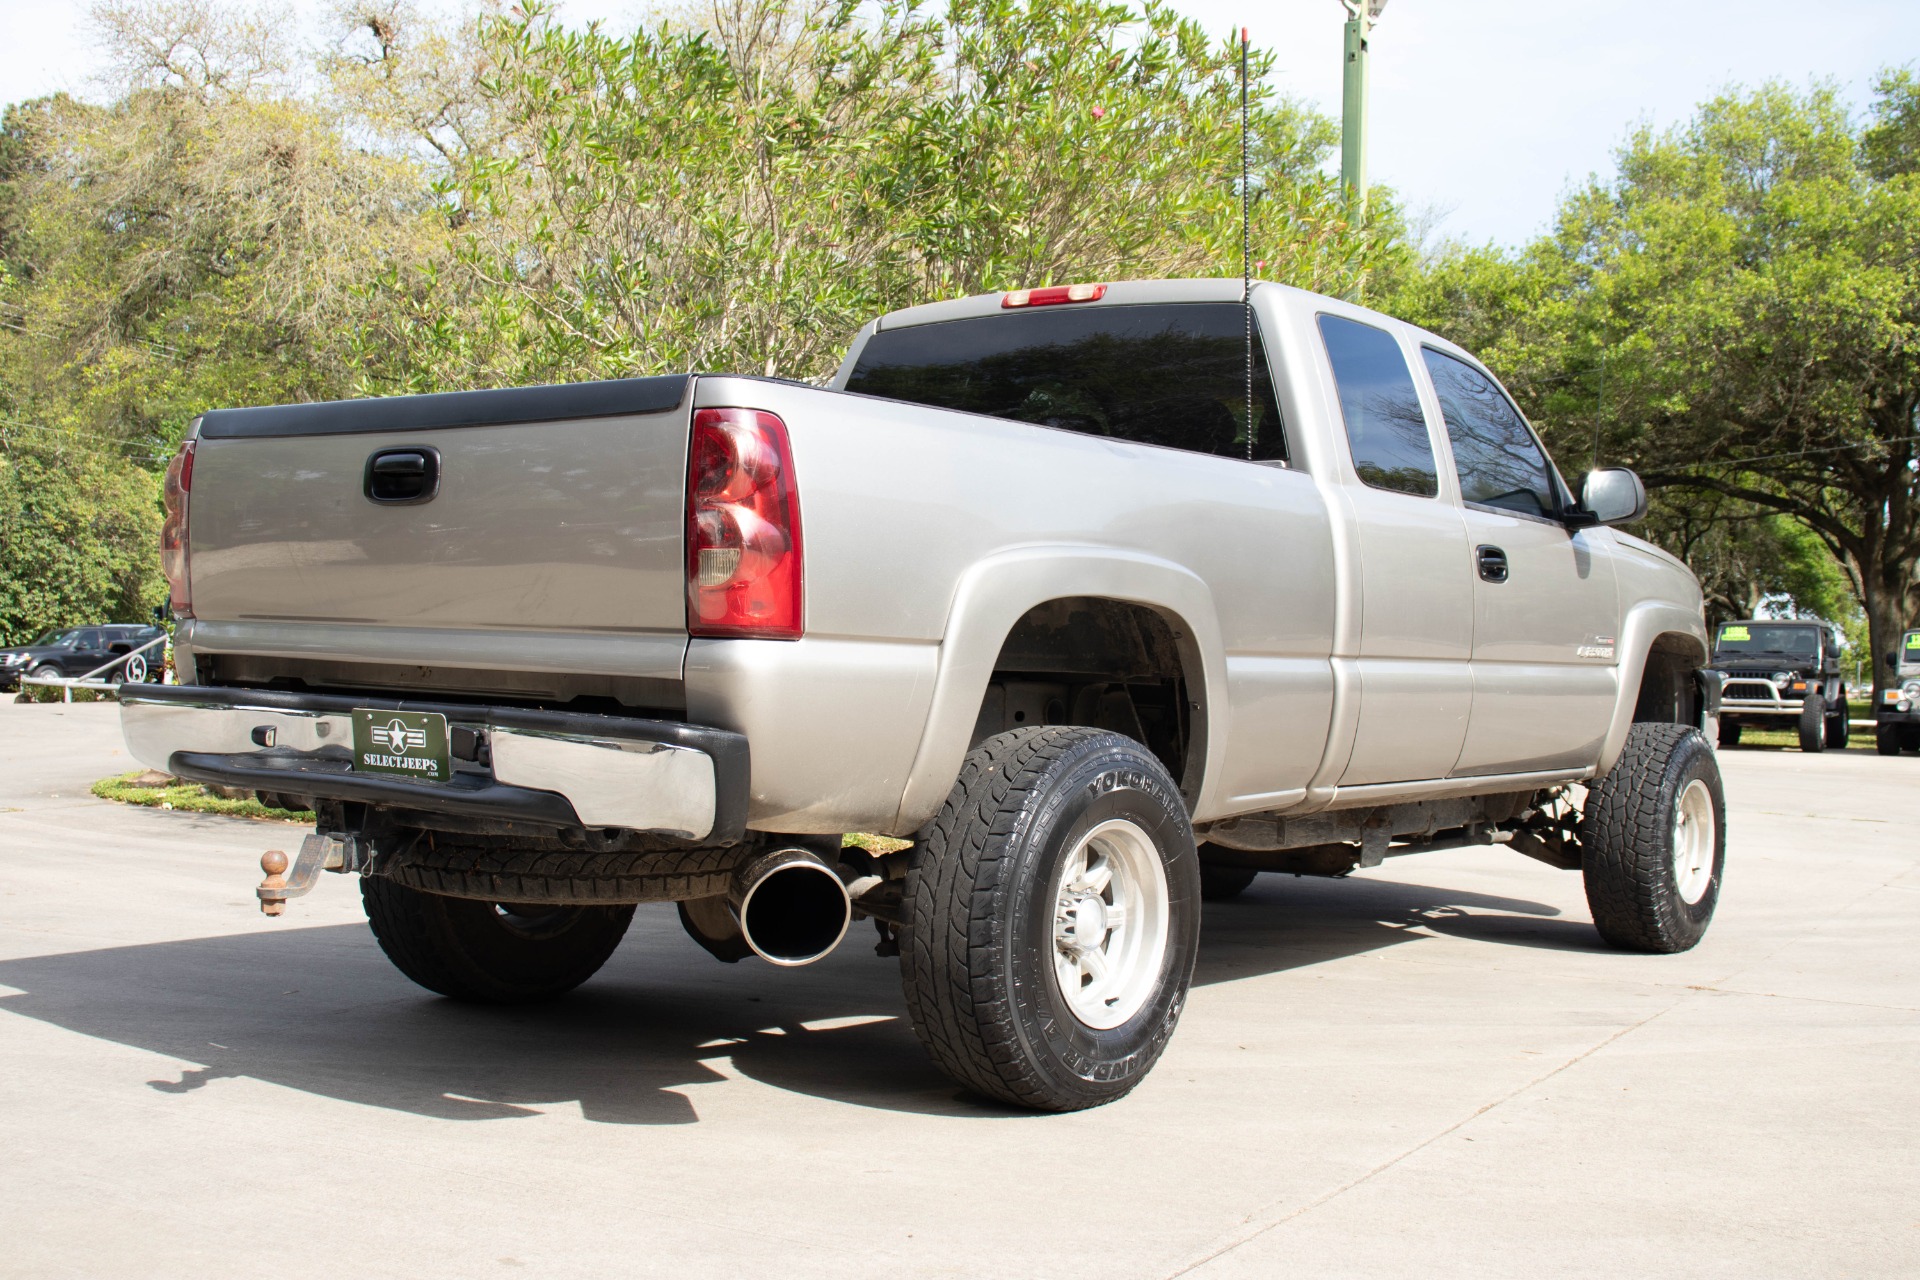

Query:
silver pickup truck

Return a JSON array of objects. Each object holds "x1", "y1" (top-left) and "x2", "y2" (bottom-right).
[{"x1": 122, "y1": 278, "x2": 1727, "y2": 1111}]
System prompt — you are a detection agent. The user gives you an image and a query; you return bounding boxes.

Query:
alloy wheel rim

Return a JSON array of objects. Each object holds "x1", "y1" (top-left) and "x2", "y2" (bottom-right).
[
  {"x1": 1671, "y1": 778, "x2": 1716, "y2": 905},
  {"x1": 1051, "y1": 818, "x2": 1171, "y2": 1030}
]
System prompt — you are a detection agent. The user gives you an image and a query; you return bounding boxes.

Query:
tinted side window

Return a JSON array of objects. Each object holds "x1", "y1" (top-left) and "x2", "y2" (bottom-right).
[
  {"x1": 1317, "y1": 315, "x2": 1437, "y2": 497},
  {"x1": 844, "y1": 303, "x2": 1288, "y2": 462},
  {"x1": 1422, "y1": 349, "x2": 1559, "y2": 518}
]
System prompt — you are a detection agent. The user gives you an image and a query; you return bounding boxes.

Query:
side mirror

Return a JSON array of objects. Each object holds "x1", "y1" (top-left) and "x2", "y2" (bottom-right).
[{"x1": 1576, "y1": 467, "x2": 1647, "y2": 527}]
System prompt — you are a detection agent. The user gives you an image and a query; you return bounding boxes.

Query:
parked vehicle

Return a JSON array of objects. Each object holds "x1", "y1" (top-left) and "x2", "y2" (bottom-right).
[
  {"x1": 1, "y1": 624, "x2": 165, "y2": 691},
  {"x1": 1708, "y1": 620, "x2": 1850, "y2": 752},
  {"x1": 120, "y1": 278, "x2": 1726, "y2": 1110},
  {"x1": 1877, "y1": 629, "x2": 1920, "y2": 756}
]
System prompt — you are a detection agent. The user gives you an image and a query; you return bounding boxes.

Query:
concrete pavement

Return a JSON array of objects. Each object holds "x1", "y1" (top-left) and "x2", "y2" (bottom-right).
[{"x1": 0, "y1": 699, "x2": 1914, "y2": 1278}]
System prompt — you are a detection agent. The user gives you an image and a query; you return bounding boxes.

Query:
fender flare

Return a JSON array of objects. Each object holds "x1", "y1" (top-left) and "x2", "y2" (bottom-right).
[
  {"x1": 889, "y1": 546, "x2": 1229, "y2": 831},
  {"x1": 1596, "y1": 599, "x2": 1711, "y2": 774}
]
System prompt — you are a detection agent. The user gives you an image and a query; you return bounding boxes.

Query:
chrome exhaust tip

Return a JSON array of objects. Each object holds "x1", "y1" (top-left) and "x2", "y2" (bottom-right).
[{"x1": 733, "y1": 847, "x2": 852, "y2": 967}]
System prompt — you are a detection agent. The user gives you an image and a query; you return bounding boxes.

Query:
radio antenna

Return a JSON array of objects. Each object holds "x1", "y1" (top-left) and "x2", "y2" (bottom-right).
[{"x1": 1241, "y1": 25, "x2": 1253, "y2": 461}]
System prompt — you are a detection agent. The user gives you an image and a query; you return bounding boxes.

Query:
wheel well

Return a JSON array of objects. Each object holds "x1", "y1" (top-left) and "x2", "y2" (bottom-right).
[
  {"x1": 1634, "y1": 633, "x2": 1707, "y2": 726},
  {"x1": 973, "y1": 597, "x2": 1200, "y2": 800}
]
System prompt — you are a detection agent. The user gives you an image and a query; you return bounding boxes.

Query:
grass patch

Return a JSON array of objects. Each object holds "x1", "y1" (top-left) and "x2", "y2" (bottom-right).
[
  {"x1": 1725, "y1": 724, "x2": 1877, "y2": 753},
  {"x1": 843, "y1": 832, "x2": 913, "y2": 854},
  {"x1": 92, "y1": 771, "x2": 314, "y2": 822}
]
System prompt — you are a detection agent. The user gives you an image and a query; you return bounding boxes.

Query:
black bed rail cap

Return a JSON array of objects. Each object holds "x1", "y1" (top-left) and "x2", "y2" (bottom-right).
[{"x1": 197, "y1": 373, "x2": 692, "y2": 440}]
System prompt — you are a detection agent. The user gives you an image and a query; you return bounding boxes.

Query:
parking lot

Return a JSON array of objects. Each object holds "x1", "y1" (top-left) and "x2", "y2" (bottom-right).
[{"x1": 1, "y1": 699, "x2": 1914, "y2": 1278}]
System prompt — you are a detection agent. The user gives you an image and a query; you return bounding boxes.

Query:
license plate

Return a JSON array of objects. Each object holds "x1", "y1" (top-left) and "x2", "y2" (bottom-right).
[{"x1": 351, "y1": 709, "x2": 451, "y2": 782}]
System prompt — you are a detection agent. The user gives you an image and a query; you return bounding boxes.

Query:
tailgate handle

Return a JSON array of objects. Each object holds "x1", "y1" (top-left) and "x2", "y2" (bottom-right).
[{"x1": 365, "y1": 448, "x2": 440, "y2": 504}]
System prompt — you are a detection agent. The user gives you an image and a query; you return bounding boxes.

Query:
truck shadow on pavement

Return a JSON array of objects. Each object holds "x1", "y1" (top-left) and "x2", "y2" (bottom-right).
[{"x1": 0, "y1": 877, "x2": 1579, "y2": 1123}]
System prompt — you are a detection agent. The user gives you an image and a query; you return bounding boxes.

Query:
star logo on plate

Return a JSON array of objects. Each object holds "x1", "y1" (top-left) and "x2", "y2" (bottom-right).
[{"x1": 370, "y1": 718, "x2": 426, "y2": 752}]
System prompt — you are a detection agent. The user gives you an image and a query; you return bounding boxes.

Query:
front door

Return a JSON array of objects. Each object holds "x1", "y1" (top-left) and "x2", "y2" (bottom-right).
[{"x1": 1418, "y1": 348, "x2": 1621, "y2": 775}]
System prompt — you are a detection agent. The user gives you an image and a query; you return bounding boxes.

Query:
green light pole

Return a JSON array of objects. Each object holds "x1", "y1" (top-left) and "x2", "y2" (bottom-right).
[{"x1": 1340, "y1": 0, "x2": 1388, "y2": 211}]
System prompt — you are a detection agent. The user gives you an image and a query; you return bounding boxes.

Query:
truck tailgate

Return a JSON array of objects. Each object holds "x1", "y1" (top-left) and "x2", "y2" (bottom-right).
[{"x1": 187, "y1": 376, "x2": 691, "y2": 643}]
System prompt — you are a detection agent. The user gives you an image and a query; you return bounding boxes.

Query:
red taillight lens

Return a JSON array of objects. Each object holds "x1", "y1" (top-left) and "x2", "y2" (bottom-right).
[
  {"x1": 686, "y1": 408, "x2": 802, "y2": 639},
  {"x1": 1002, "y1": 283, "x2": 1106, "y2": 308},
  {"x1": 160, "y1": 440, "x2": 195, "y2": 617}
]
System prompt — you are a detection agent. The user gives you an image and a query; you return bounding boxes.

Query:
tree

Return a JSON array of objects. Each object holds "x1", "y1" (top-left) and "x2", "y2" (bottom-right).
[
  {"x1": 354, "y1": 0, "x2": 1402, "y2": 389},
  {"x1": 0, "y1": 438, "x2": 163, "y2": 640},
  {"x1": 1402, "y1": 77, "x2": 1920, "y2": 703}
]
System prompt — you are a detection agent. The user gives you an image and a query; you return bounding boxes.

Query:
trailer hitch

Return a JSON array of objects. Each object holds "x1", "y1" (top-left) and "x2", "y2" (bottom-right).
[{"x1": 256, "y1": 833, "x2": 372, "y2": 916}]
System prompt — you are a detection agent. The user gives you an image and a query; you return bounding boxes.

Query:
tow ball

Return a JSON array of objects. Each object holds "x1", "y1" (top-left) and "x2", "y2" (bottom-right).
[{"x1": 256, "y1": 834, "x2": 367, "y2": 916}]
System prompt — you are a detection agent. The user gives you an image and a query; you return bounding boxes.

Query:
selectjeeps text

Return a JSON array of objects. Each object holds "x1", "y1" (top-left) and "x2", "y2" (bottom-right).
[{"x1": 122, "y1": 278, "x2": 1729, "y2": 1110}]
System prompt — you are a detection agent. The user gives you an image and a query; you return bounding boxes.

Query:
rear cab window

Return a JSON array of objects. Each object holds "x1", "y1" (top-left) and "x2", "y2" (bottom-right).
[
  {"x1": 843, "y1": 302, "x2": 1288, "y2": 463},
  {"x1": 1316, "y1": 314, "x2": 1438, "y2": 497}
]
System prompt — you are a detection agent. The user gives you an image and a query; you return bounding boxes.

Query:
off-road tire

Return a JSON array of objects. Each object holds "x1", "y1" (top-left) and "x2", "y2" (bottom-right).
[
  {"x1": 898, "y1": 726, "x2": 1201, "y2": 1112},
  {"x1": 1877, "y1": 724, "x2": 1903, "y2": 756},
  {"x1": 1825, "y1": 697, "x2": 1851, "y2": 749},
  {"x1": 1198, "y1": 860, "x2": 1259, "y2": 901},
  {"x1": 379, "y1": 842, "x2": 740, "y2": 904},
  {"x1": 1580, "y1": 722, "x2": 1725, "y2": 953},
  {"x1": 1717, "y1": 720, "x2": 1741, "y2": 748},
  {"x1": 1798, "y1": 693, "x2": 1827, "y2": 753},
  {"x1": 361, "y1": 876, "x2": 634, "y2": 1003}
]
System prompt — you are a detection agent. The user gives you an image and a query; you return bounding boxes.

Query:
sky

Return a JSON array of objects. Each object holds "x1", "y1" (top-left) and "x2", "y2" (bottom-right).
[{"x1": 3, "y1": 0, "x2": 1916, "y2": 248}]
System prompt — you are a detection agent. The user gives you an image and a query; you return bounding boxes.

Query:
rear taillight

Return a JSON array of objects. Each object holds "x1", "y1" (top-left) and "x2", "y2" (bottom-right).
[
  {"x1": 686, "y1": 408, "x2": 802, "y2": 639},
  {"x1": 1002, "y1": 283, "x2": 1106, "y2": 308},
  {"x1": 160, "y1": 440, "x2": 195, "y2": 617}
]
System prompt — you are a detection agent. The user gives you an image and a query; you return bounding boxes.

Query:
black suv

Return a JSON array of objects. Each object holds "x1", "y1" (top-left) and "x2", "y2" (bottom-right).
[
  {"x1": 0, "y1": 624, "x2": 167, "y2": 690},
  {"x1": 1709, "y1": 619, "x2": 1850, "y2": 752},
  {"x1": 1877, "y1": 629, "x2": 1920, "y2": 756}
]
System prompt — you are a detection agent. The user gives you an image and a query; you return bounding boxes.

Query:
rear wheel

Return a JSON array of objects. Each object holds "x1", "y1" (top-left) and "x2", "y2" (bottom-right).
[
  {"x1": 1198, "y1": 860, "x2": 1258, "y2": 901},
  {"x1": 1580, "y1": 722, "x2": 1725, "y2": 953},
  {"x1": 1825, "y1": 697, "x2": 1850, "y2": 749},
  {"x1": 361, "y1": 876, "x2": 634, "y2": 1003},
  {"x1": 1798, "y1": 693, "x2": 1827, "y2": 753},
  {"x1": 898, "y1": 727, "x2": 1200, "y2": 1111}
]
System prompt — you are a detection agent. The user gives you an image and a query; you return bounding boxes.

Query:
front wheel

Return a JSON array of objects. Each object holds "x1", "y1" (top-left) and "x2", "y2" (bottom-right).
[
  {"x1": 1580, "y1": 722, "x2": 1726, "y2": 953},
  {"x1": 361, "y1": 876, "x2": 634, "y2": 1003},
  {"x1": 1798, "y1": 693, "x2": 1827, "y2": 752},
  {"x1": 1825, "y1": 697, "x2": 1851, "y2": 749},
  {"x1": 1717, "y1": 720, "x2": 1742, "y2": 748},
  {"x1": 1877, "y1": 724, "x2": 1903, "y2": 756},
  {"x1": 898, "y1": 727, "x2": 1200, "y2": 1111}
]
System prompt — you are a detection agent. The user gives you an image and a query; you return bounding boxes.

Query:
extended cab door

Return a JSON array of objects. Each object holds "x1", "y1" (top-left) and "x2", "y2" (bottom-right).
[
  {"x1": 1417, "y1": 347, "x2": 1621, "y2": 774},
  {"x1": 1318, "y1": 314, "x2": 1474, "y2": 785}
]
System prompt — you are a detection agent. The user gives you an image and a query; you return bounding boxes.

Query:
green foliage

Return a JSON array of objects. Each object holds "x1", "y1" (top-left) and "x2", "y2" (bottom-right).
[
  {"x1": 0, "y1": 437, "x2": 164, "y2": 642},
  {"x1": 353, "y1": 0, "x2": 1400, "y2": 389}
]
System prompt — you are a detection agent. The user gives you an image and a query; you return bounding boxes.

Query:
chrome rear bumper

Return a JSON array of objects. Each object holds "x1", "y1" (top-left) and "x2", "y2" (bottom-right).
[{"x1": 118, "y1": 684, "x2": 749, "y2": 843}]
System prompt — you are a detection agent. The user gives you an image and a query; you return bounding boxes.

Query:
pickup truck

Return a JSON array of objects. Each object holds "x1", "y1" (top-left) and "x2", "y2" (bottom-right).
[{"x1": 120, "y1": 278, "x2": 1727, "y2": 1111}]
